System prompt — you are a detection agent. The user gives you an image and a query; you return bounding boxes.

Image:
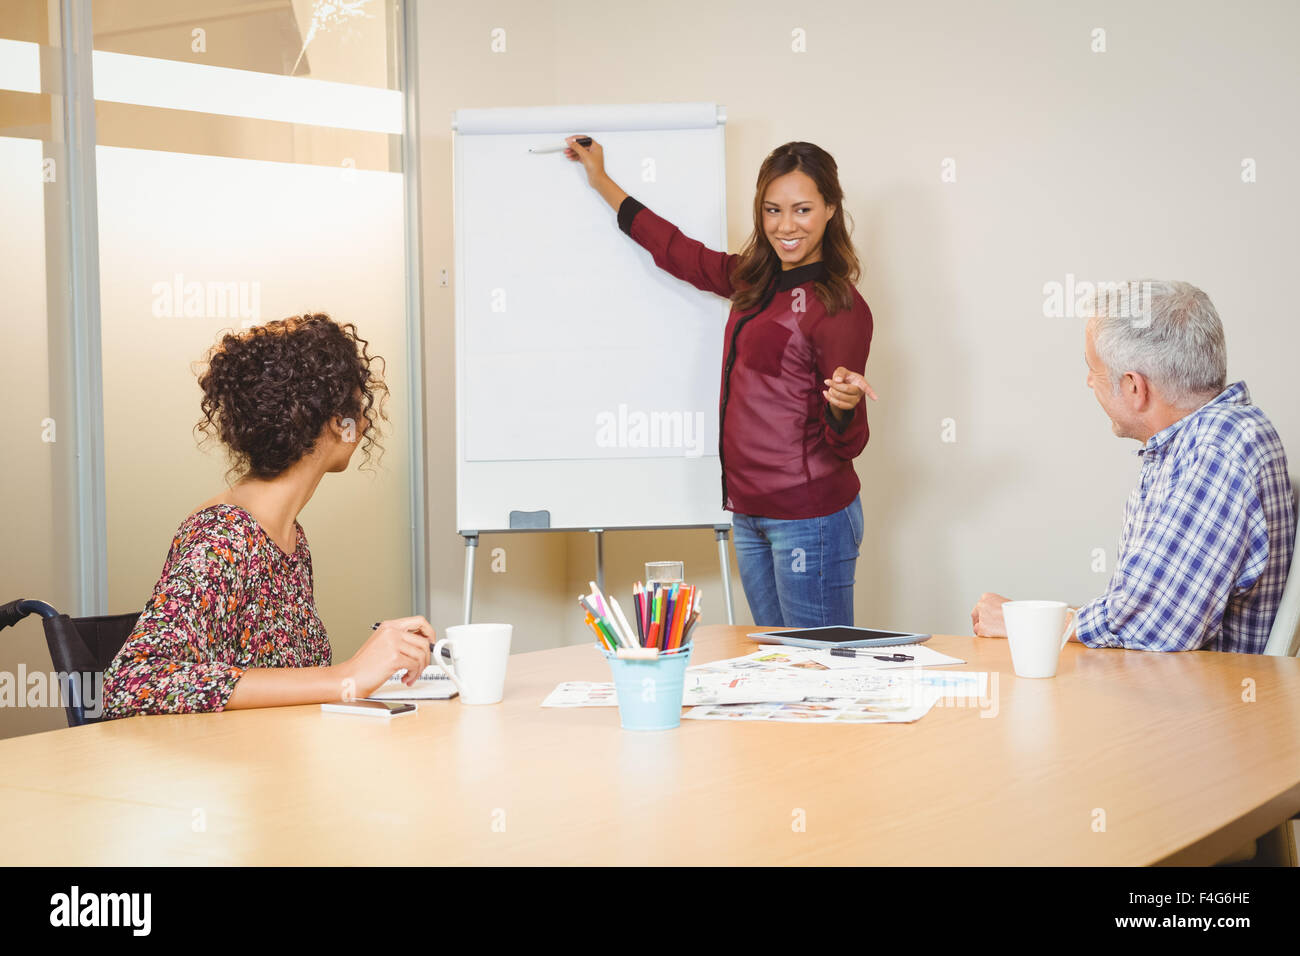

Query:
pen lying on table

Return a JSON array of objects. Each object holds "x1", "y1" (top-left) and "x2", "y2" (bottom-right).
[{"x1": 829, "y1": 647, "x2": 914, "y2": 662}]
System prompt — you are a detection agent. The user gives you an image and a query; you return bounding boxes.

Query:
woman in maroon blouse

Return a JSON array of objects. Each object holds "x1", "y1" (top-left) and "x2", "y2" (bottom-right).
[
  {"x1": 567, "y1": 139, "x2": 875, "y2": 627},
  {"x1": 102, "y1": 314, "x2": 435, "y2": 717}
]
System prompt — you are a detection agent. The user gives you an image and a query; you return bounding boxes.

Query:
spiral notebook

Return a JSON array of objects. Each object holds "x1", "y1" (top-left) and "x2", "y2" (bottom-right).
[{"x1": 362, "y1": 665, "x2": 459, "y2": 701}]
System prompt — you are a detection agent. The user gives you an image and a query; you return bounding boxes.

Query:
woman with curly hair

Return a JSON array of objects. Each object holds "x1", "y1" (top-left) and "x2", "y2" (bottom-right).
[{"x1": 102, "y1": 314, "x2": 433, "y2": 718}]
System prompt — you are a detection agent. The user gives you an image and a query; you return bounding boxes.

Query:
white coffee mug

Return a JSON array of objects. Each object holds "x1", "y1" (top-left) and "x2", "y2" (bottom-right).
[
  {"x1": 1003, "y1": 600, "x2": 1075, "y2": 679},
  {"x1": 434, "y1": 623, "x2": 512, "y2": 704}
]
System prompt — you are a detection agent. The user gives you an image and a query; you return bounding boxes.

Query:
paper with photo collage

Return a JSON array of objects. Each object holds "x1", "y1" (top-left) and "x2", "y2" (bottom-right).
[
  {"x1": 682, "y1": 651, "x2": 986, "y2": 723},
  {"x1": 541, "y1": 672, "x2": 808, "y2": 708},
  {"x1": 542, "y1": 645, "x2": 987, "y2": 721},
  {"x1": 683, "y1": 693, "x2": 936, "y2": 724}
]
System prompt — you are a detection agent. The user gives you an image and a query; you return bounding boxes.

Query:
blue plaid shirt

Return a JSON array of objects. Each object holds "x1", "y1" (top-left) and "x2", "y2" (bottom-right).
[{"x1": 1076, "y1": 381, "x2": 1294, "y2": 653}]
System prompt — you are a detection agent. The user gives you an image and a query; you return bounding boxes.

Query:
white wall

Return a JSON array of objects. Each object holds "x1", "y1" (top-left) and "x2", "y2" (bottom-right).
[{"x1": 420, "y1": 0, "x2": 1298, "y2": 644}]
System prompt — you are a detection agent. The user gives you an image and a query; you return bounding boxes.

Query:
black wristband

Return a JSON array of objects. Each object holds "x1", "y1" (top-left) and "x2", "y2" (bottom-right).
[
  {"x1": 617, "y1": 195, "x2": 646, "y2": 236},
  {"x1": 825, "y1": 403, "x2": 854, "y2": 434}
]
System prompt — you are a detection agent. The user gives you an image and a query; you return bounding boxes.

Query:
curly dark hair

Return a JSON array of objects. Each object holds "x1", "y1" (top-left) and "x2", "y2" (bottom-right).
[{"x1": 194, "y1": 314, "x2": 389, "y2": 481}]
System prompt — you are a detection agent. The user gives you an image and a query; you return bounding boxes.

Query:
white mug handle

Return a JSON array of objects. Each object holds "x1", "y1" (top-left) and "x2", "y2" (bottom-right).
[
  {"x1": 433, "y1": 638, "x2": 462, "y2": 693},
  {"x1": 1059, "y1": 609, "x2": 1077, "y2": 650}
]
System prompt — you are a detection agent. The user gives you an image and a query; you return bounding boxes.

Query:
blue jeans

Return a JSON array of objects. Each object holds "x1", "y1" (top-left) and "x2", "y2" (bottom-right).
[{"x1": 732, "y1": 496, "x2": 863, "y2": 627}]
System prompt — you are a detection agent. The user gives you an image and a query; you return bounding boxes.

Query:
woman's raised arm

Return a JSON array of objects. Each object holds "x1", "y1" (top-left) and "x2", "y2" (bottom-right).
[{"x1": 566, "y1": 135, "x2": 737, "y2": 300}]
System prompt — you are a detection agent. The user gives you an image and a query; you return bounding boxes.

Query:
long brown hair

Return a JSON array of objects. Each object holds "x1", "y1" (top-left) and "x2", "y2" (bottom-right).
[{"x1": 730, "y1": 142, "x2": 861, "y2": 315}]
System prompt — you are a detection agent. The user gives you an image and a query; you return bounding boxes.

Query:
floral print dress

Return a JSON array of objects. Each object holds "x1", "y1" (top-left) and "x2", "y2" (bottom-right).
[{"x1": 102, "y1": 504, "x2": 333, "y2": 718}]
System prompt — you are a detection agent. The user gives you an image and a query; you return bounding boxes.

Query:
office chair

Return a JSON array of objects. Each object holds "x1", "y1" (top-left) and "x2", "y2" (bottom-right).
[
  {"x1": 0, "y1": 598, "x2": 140, "y2": 728},
  {"x1": 1220, "y1": 474, "x2": 1300, "y2": 865},
  {"x1": 1262, "y1": 476, "x2": 1300, "y2": 657}
]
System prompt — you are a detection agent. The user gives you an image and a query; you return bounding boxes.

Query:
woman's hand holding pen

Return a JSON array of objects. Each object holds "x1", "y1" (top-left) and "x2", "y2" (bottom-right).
[
  {"x1": 824, "y1": 366, "x2": 878, "y2": 416},
  {"x1": 341, "y1": 616, "x2": 434, "y2": 698},
  {"x1": 563, "y1": 134, "x2": 629, "y2": 211}
]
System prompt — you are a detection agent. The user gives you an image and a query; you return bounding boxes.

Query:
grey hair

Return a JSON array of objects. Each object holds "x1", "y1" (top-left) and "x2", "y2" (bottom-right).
[{"x1": 1089, "y1": 280, "x2": 1227, "y2": 410}]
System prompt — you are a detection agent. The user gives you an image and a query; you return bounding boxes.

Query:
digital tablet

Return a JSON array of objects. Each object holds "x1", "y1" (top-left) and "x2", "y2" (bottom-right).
[{"x1": 747, "y1": 626, "x2": 930, "y2": 649}]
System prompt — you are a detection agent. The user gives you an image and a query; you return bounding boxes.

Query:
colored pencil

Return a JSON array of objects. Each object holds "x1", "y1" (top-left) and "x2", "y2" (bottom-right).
[
  {"x1": 582, "y1": 609, "x2": 613, "y2": 650},
  {"x1": 649, "y1": 585, "x2": 663, "y2": 649},
  {"x1": 667, "y1": 585, "x2": 676, "y2": 649},
  {"x1": 640, "y1": 583, "x2": 650, "y2": 644},
  {"x1": 682, "y1": 610, "x2": 699, "y2": 644},
  {"x1": 664, "y1": 586, "x2": 679, "y2": 650},
  {"x1": 655, "y1": 586, "x2": 667, "y2": 650},
  {"x1": 669, "y1": 585, "x2": 691, "y2": 649},
  {"x1": 634, "y1": 582, "x2": 647, "y2": 644},
  {"x1": 610, "y1": 596, "x2": 637, "y2": 650},
  {"x1": 579, "y1": 594, "x2": 626, "y2": 648}
]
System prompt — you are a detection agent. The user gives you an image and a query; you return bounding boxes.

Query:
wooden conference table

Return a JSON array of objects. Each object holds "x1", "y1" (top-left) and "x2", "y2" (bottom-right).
[{"x1": 1, "y1": 626, "x2": 1298, "y2": 866}]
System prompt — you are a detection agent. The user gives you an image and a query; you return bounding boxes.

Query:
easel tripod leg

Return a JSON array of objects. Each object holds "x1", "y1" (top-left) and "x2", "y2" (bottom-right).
[
  {"x1": 462, "y1": 533, "x2": 478, "y2": 625},
  {"x1": 716, "y1": 526, "x2": 736, "y2": 626}
]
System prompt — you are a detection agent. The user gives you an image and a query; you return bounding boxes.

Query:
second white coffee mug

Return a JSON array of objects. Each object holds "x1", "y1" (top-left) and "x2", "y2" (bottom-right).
[
  {"x1": 434, "y1": 623, "x2": 512, "y2": 704},
  {"x1": 1003, "y1": 600, "x2": 1075, "y2": 679}
]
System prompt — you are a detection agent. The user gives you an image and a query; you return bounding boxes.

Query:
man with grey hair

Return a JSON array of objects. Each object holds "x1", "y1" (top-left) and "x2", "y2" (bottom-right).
[{"x1": 972, "y1": 280, "x2": 1294, "y2": 653}]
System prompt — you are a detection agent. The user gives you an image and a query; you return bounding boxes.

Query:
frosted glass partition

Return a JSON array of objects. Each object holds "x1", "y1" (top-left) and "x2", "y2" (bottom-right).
[
  {"x1": 0, "y1": 0, "x2": 94, "y2": 737},
  {"x1": 96, "y1": 145, "x2": 411, "y2": 648},
  {"x1": 0, "y1": 137, "x2": 80, "y2": 737},
  {"x1": 87, "y1": 0, "x2": 418, "y2": 660},
  {"x1": 0, "y1": 1, "x2": 420, "y2": 739},
  {"x1": 0, "y1": 138, "x2": 55, "y2": 597}
]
